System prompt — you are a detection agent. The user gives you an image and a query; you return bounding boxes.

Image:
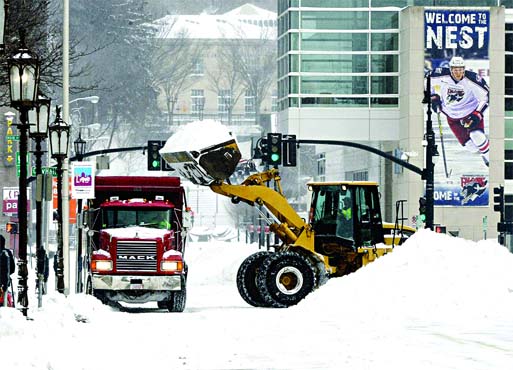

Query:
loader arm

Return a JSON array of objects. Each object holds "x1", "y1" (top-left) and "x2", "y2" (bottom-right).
[{"x1": 210, "y1": 169, "x2": 311, "y2": 245}]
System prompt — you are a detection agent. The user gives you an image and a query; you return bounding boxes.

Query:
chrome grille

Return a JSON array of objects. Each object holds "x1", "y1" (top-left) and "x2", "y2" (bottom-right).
[{"x1": 116, "y1": 240, "x2": 157, "y2": 272}]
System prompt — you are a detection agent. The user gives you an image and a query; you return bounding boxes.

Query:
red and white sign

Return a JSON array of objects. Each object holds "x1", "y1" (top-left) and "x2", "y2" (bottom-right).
[{"x1": 2, "y1": 187, "x2": 30, "y2": 215}]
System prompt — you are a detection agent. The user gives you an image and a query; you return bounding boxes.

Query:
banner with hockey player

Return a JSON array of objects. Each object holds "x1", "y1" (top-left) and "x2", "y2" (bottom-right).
[{"x1": 424, "y1": 9, "x2": 489, "y2": 207}]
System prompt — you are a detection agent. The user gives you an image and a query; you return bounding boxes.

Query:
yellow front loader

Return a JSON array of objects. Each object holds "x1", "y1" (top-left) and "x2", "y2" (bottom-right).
[{"x1": 161, "y1": 138, "x2": 414, "y2": 308}]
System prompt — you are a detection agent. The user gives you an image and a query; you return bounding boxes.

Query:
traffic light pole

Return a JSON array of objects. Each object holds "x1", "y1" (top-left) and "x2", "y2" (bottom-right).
[{"x1": 423, "y1": 74, "x2": 436, "y2": 230}]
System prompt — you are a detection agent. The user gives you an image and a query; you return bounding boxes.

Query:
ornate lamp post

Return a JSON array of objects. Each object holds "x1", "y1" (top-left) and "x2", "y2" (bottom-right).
[
  {"x1": 49, "y1": 107, "x2": 69, "y2": 294},
  {"x1": 73, "y1": 133, "x2": 86, "y2": 293},
  {"x1": 7, "y1": 39, "x2": 41, "y2": 316},
  {"x1": 29, "y1": 93, "x2": 50, "y2": 307}
]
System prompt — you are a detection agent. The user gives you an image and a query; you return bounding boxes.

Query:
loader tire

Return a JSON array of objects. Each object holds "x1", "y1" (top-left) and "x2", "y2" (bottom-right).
[
  {"x1": 236, "y1": 251, "x2": 272, "y2": 307},
  {"x1": 256, "y1": 251, "x2": 316, "y2": 308}
]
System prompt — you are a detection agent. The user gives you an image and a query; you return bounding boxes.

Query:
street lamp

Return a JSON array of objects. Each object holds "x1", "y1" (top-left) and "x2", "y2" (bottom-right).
[
  {"x1": 7, "y1": 38, "x2": 41, "y2": 316},
  {"x1": 73, "y1": 133, "x2": 86, "y2": 293},
  {"x1": 28, "y1": 93, "x2": 51, "y2": 307},
  {"x1": 49, "y1": 106, "x2": 69, "y2": 294}
]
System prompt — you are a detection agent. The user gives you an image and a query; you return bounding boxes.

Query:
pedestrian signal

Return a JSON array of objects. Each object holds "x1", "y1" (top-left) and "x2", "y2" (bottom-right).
[{"x1": 6, "y1": 222, "x2": 18, "y2": 234}]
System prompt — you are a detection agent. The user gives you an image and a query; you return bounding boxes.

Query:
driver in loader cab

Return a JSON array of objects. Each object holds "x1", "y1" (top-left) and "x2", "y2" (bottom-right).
[{"x1": 336, "y1": 196, "x2": 353, "y2": 239}]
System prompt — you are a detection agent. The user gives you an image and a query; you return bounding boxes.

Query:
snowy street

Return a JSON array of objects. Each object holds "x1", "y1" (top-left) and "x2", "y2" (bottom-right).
[{"x1": 1, "y1": 230, "x2": 513, "y2": 370}]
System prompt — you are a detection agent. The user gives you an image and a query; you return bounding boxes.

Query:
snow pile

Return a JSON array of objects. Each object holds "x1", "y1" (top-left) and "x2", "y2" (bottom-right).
[
  {"x1": 160, "y1": 119, "x2": 236, "y2": 154},
  {"x1": 299, "y1": 229, "x2": 513, "y2": 322}
]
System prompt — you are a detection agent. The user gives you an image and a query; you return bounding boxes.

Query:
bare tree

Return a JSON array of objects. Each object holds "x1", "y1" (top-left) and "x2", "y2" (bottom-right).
[
  {"x1": 231, "y1": 29, "x2": 276, "y2": 125},
  {"x1": 206, "y1": 43, "x2": 245, "y2": 124},
  {"x1": 151, "y1": 24, "x2": 203, "y2": 126}
]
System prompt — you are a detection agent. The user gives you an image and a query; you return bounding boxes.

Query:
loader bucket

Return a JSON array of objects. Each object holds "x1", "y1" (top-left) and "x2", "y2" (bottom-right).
[{"x1": 160, "y1": 139, "x2": 242, "y2": 186}]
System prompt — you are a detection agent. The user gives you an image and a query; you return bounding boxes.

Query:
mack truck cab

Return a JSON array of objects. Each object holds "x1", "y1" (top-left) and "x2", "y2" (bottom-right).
[{"x1": 84, "y1": 176, "x2": 190, "y2": 312}]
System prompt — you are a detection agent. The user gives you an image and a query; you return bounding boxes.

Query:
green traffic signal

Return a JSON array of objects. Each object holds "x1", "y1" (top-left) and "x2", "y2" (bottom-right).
[
  {"x1": 271, "y1": 153, "x2": 280, "y2": 162},
  {"x1": 152, "y1": 160, "x2": 160, "y2": 168},
  {"x1": 419, "y1": 214, "x2": 426, "y2": 222}
]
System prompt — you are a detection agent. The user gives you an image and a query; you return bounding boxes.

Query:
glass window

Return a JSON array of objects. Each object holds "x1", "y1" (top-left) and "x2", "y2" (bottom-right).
[
  {"x1": 272, "y1": 91, "x2": 278, "y2": 112},
  {"x1": 217, "y1": 89, "x2": 231, "y2": 114},
  {"x1": 301, "y1": 76, "x2": 368, "y2": 94},
  {"x1": 289, "y1": 97, "x2": 299, "y2": 107},
  {"x1": 191, "y1": 89, "x2": 204, "y2": 114},
  {"x1": 301, "y1": 33, "x2": 368, "y2": 52},
  {"x1": 302, "y1": 0, "x2": 369, "y2": 7},
  {"x1": 371, "y1": 0, "x2": 407, "y2": 6},
  {"x1": 290, "y1": 11, "x2": 299, "y2": 28},
  {"x1": 301, "y1": 97, "x2": 368, "y2": 106},
  {"x1": 290, "y1": 32, "x2": 299, "y2": 50},
  {"x1": 501, "y1": 1, "x2": 513, "y2": 8},
  {"x1": 507, "y1": 34, "x2": 513, "y2": 52},
  {"x1": 191, "y1": 59, "x2": 204, "y2": 75},
  {"x1": 371, "y1": 12, "x2": 399, "y2": 29},
  {"x1": 371, "y1": 55, "x2": 398, "y2": 72},
  {"x1": 507, "y1": 76, "x2": 513, "y2": 96},
  {"x1": 505, "y1": 119, "x2": 513, "y2": 138},
  {"x1": 290, "y1": 54, "x2": 299, "y2": 72},
  {"x1": 289, "y1": 76, "x2": 299, "y2": 93},
  {"x1": 301, "y1": 54, "x2": 368, "y2": 73},
  {"x1": 371, "y1": 76, "x2": 398, "y2": 94},
  {"x1": 506, "y1": 55, "x2": 513, "y2": 73},
  {"x1": 370, "y1": 97, "x2": 398, "y2": 107},
  {"x1": 245, "y1": 91, "x2": 256, "y2": 115},
  {"x1": 506, "y1": 98, "x2": 513, "y2": 115},
  {"x1": 371, "y1": 33, "x2": 399, "y2": 51},
  {"x1": 301, "y1": 11, "x2": 368, "y2": 30}
]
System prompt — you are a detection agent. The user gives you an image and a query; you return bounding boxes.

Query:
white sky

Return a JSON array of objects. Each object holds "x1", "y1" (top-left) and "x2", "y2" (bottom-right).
[{"x1": 1, "y1": 229, "x2": 512, "y2": 370}]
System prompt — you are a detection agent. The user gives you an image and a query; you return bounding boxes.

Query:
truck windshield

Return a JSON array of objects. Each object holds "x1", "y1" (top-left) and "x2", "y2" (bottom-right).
[{"x1": 103, "y1": 208, "x2": 173, "y2": 230}]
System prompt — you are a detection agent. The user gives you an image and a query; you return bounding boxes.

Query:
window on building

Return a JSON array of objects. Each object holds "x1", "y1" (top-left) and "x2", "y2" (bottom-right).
[
  {"x1": 317, "y1": 153, "x2": 326, "y2": 181},
  {"x1": 191, "y1": 89, "x2": 204, "y2": 115},
  {"x1": 245, "y1": 91, "x2": 256, "y2": 115},
  {"x1": 191, "y1": 59, "x2": 204, "y2": 75},
  {"x1": 272, "y1": 91, "x2": 278, "y2": 112},
  {"x1": 218, "y1": 90, "x2": 231, "y2": 114},
  {"x1": 345, "y1": 170, "x2": 368, "y2": 181}
]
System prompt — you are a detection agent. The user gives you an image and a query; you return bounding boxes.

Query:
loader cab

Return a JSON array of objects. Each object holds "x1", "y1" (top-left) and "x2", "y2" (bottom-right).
[{"x1": 308, "y1": 182, "x2": 384, "y2": 249}]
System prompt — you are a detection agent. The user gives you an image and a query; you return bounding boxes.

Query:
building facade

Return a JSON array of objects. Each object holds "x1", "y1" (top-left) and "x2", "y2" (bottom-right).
[
  {"x1": 277, "y1": 0, "x2": 513, "y2": 240},
  {"x1": 153, "y1": 4, "x2": 278, "y2": 142}
]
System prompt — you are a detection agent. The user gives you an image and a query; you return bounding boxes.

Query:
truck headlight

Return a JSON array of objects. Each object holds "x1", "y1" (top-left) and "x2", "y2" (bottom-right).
[
  {"x1": 161, "y1": 260, "x2": 183, "y2": 272},
  {"x1": 92, "y1": 260, "x2": 113, "y2": 272}
]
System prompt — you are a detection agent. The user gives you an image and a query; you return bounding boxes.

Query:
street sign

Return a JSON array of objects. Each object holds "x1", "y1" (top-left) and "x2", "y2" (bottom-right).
[
  {"x1": 31, "y1": 166, "x2": 57, "y2": 177},
  {"x1": 16, "y1": 152, "x2": 30, "y2": 178},
  {"x1": 6, "y1": 135, "x2": 19, "y2": 140}
]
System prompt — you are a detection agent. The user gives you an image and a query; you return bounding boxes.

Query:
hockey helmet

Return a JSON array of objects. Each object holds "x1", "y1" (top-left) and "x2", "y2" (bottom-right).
[{"x1": 449, "y1": 57, "x2": 465, "y2": 68}]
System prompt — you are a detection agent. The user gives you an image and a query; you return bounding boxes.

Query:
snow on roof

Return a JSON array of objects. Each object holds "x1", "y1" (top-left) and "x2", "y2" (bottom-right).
[{"x1": 154, "y1": 3, "x2": 277, "y2": 40}]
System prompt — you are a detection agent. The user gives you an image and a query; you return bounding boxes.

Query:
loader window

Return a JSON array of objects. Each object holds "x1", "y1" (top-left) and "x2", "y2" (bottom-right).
[
  {"x1": 310, "y1": 186, "x2": 353, "y2": 241},
  {"x1": 354, "y1": 186, "x2": 383, "y2": 246}
]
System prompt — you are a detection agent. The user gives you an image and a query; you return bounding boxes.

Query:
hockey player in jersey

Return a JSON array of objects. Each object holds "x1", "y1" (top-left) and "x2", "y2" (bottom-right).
[{"x1": 430, "y1": 56, "x2": 490, "y2": 166}]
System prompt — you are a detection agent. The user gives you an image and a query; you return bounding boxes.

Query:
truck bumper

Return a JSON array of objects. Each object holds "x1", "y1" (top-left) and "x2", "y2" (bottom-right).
[{"x1": 91, "y1": 274, "x2": 182, "y2": 291}]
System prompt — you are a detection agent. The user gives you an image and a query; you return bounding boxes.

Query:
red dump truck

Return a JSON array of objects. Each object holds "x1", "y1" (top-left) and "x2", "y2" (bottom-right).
[{"x1": 84, "y1": 176, "x2": 190, "y2": 312}]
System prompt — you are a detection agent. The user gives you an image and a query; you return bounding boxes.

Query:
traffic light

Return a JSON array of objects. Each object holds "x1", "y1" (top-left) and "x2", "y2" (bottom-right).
[
  {"x1": 254, "y1": 137, "x2": 268, "y2": 161},
  {"x1": 147, "y1": 140, "x2": 162, "y2": 171},
  {"x1": 418, "y1": 196, "x2": 427, "y2": 223},
  {"x1": 493, "y1": 186, "x2": 504, "y2": 219},
  {"x1": 267, "y1": 133, "x2": 282, "y2": 166},
  {"x1": 6, "y1": 222, "x2": 18, "y2": 234}
]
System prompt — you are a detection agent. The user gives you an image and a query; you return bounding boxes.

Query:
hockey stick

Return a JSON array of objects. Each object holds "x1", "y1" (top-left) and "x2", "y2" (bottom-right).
[{"x1": 437, "y1": 112, "x2": 452, "y2": 178}]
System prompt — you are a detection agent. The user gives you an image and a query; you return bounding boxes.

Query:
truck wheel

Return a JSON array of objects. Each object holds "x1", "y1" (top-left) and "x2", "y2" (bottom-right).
[
  {"x1": 167, "y1": 287, "x2": 186, "y2": 312},
  {"x1": 256, "y1": 251, "x2": 316, "y2": 308},
  {"x1": 236, "y1": 251, "x2": 272, "y2": 307}
]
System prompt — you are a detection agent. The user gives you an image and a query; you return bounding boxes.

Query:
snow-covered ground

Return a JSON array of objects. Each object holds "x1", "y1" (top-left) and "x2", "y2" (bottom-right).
[{"x1": 1, "y1": 230, "x2": 513, "y2": 370}]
